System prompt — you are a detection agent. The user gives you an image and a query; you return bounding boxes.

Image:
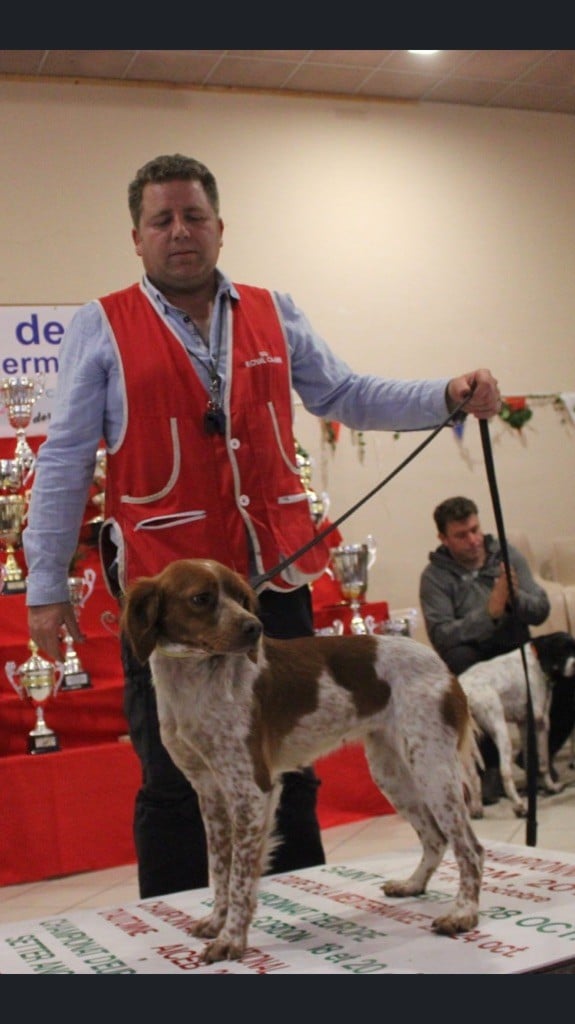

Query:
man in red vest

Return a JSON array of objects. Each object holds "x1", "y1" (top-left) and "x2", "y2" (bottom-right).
[{"x1": 24, "y1": 154, "x2": 502, "y2": 899}]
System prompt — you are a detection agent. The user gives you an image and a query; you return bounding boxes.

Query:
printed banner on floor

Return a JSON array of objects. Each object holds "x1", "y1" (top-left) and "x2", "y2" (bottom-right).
[
  {"x1": 0, "y1": 305, "x2": 80, "y2": 437},
  {"x1": 1, "y1": 841, "x2": 575, "y2": 974}
]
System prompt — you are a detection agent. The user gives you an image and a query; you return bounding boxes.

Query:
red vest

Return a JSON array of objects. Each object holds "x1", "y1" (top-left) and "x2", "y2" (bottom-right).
[{"x1": 97, "y1": 282, "x2": 331, "y2": 593}]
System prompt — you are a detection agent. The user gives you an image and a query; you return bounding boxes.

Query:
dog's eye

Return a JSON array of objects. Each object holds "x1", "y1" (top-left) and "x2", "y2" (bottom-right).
[{"x1": 191, "y1": 592, "x2": 212, "y2": 608}]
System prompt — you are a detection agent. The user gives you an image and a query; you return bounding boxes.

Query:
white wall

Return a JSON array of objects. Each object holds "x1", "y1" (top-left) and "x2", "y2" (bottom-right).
[{"x1": 2, "y1": 80, "x2": 574, "y2": 639}]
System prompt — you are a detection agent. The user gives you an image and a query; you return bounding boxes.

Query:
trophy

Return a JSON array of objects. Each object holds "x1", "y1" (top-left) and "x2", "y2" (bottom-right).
[
  {"x1": 374, "y1": 608, "x2": 419, "y2": 638},
  {"x1": 83, "y1": 446, "x2": 107, "y2": 544},
  {"x1": 330, "y1": 535, "x2": 377, "y2": 635},
  {"x1": 0, "y1": 458, "x2": 23, "y2": 491},
  {"x1": 314, "y1": 619, "x2": 344, "y2": 636},
  {"x1": 5, "y1": 640, "x2": 63, "y2": 754},
  {"x1": 296, "y1": 443, "x2": 329, "y2": 526},
  {"x1": 0, "y1": 373, "x2": 45, "y2": 477},
  {"x1": 60, "y1": 567, "x2": 97, "y2": 690},
  {"x1": 0, "y1": 492, "x2": 27, "y2": 594}
]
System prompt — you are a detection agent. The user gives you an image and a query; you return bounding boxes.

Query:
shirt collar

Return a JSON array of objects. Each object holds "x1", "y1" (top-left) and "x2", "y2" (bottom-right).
[{"x1": 141, "y1": 271, "x2": 239, "y2": 316}]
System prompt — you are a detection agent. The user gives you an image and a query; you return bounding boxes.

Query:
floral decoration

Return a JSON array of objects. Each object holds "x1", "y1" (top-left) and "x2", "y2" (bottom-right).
[{"x1": 499, "y1": 396, "x2": 533, "y2": 431}]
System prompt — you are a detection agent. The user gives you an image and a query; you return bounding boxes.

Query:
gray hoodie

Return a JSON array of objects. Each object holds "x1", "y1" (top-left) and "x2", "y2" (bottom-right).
[{"x1": 419, "y1": 534, "x2": 551, "y2": 673}]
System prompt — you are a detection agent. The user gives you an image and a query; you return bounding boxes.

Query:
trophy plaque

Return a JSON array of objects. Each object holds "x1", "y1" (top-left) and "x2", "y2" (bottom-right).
[
  {"x1": 5, "y1": 640, "x2": 63, "y2": 754},
  {"x1": 330, "y1": 535, "x2": 377, "y2": 635},
  {"x1": 0, "y1": 492, "x2": 27, "y2": 594},
  {"x1": 60, "y1": 567, "x2": 97, "y2": 690},
  {"x1": 0, "y1": 373, "x2": 45, "y2": 478}
]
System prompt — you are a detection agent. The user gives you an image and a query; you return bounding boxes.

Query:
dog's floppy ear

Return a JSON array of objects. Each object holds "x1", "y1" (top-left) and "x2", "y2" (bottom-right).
[{"x1": 120, "y1": 578, "x2": 162, "y2": 664}]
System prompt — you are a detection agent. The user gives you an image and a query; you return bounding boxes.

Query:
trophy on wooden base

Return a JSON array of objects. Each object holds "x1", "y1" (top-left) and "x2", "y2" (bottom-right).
[
  {"x1": 60, "y1": 567, "x2": 97, "y2": 690},
  {"x1": 330, "y1": 535, "x2": 377, "y2": 635},
  {"x1": 0, "y1": 492, "x2": 27, "y2": 594},
  {"x1": 5, "y1": 641, "x2": 64, "y2": 754}
]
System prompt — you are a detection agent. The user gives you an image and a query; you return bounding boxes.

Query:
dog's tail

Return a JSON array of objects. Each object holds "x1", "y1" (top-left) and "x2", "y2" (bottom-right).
[
  {"x1": 452, "y1": 675, "x2": 484, "y2": 816},
  {"x1": 461, "y1": 708, "x2": 485, "y2": 818},
  {"x1": 464, "y1": 716, "x2": 485, "y2": 773}
]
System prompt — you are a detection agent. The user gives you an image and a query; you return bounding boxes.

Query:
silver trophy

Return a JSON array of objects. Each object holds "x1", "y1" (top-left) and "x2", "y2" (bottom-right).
[
  {"x1": 60, "y1": 567, "x2": 97, "y2": 690},
  {"x1": 0, "y1": 492, "x2": 27, "y2": 594},
  {"x1": 5, "y1": 640, "x2": 64, "y2": 754},
  {"x1": 0, "y1": 373, "x2": 45, "y2": 477},
  {"x1": 330, "y1": 535, "x2": 377, "y2": 635}
]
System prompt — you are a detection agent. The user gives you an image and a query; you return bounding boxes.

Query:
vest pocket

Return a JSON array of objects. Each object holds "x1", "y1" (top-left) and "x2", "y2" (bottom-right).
[{"x1": 133, "y1": 510, "x2": 207, "y2": 531}]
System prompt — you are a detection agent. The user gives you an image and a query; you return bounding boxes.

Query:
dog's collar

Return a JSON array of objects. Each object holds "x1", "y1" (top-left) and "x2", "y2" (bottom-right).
[{"x1": 155, "y1": 644, "x2": 198, "y2": 659}]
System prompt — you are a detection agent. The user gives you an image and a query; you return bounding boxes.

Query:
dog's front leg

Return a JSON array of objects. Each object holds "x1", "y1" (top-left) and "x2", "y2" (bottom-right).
[
  {"x1": 201, "y1": 784, "x2": 281, "y2": 964},
  {"x1": 186, "y1": 780, "x2": 233, "y2": 943},
  {"x1": 535, "y1": 713, "x2": 563, "y2": 794}
]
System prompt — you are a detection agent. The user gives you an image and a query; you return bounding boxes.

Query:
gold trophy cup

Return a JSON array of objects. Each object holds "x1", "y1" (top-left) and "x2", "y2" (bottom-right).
[
  {"x1": 296, "y1": 443, "x2": 330, "y2": 526},
  {"x1": 5, "y1": 641, "x2": 64, "y2": 754},
  {"x1": 0, "y1": 373, "x2": 45, "y2": 478},
  {"x1": 0, "y1": 458, "x2": 23, "y2": 492},
  {"x1": 60, "y1": 567, "x2": 97, "y2": 690},
  {"x1": 0, "y1": 492, "x2": 27, "y2": 594},
  {"x1": 330, "y1": 535, "x2": 377, "y2": 635}
]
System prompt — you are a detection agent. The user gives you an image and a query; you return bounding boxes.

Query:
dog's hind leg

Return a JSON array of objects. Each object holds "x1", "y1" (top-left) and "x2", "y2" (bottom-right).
[
  {"x1": 365, "y1": 732, "x2": 483, "y2": 935},
  {"x1": 489, "y1": 714, "x2": 528, "y2": 817},
  {"x1": 363, "y1": 735, "x2": 449, "y2": 897},
  {"x1": 406, "y1": 741, "x2": 484, "y2": 935},
  {"x1": 470, "y1": 692, "x2": 527, "y2": 816}
]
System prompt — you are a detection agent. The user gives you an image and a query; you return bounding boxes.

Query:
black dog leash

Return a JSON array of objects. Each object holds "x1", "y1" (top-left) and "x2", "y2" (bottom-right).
[
  {"x1": 250, "y1": 393, "x2": 474, "y2": 592},
  {"x1": 479, "y1": 419, "x2": 538, "y2": 846},
  {"x1": 251, "y1": 396, "x2": 538, "y2": 842}
]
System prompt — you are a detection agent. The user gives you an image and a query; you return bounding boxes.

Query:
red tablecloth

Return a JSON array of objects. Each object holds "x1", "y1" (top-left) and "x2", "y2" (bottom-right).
[{"x1": 0, "y1": 742, "x2": 141, "y2": 885}]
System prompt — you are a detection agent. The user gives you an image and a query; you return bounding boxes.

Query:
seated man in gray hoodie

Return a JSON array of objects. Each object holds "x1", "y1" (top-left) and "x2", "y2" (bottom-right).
[{"x1": 419, "y1": 495, "x2": 562, "y2": 804}]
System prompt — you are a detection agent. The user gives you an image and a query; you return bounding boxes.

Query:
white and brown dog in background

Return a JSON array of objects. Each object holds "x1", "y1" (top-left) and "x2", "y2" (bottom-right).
[
  {"x1": 121, "y1": 557, "x2": 484, "y2": 964},
  {"x1": 459, "y1": 632, "x2": 575, "y2": 819}
]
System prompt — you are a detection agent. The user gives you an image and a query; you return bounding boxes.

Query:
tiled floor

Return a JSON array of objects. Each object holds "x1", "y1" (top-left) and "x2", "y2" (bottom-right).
[{"x1": 1, "y1": 749, "x2": 574, "y2": 927}]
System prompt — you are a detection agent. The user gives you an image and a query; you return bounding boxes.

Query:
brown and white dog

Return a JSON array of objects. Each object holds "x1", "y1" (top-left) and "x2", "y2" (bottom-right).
[
  {"x1": 459, "y1": 632, "x2": 575, "y2": 819},
  {"x1": 121, "y1": 557, "x2": 484, "y2": 964}
]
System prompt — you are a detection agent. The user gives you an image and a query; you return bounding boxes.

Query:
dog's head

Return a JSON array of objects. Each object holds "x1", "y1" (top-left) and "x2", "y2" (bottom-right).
[
  {"x1": 120, "y1": 558, "x2": 263, "y2": 664},
  {"x1": 532, "y1": 631, "x2": 575, "y2": 681}
]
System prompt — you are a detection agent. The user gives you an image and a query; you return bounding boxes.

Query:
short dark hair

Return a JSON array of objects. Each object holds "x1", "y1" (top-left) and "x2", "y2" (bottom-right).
[
  {"x1": 433, "y1": 496, "x2": 478, "y2": 535},
  {"x1": 128, "y1": 154, "x2": 220, "y2": 227}
]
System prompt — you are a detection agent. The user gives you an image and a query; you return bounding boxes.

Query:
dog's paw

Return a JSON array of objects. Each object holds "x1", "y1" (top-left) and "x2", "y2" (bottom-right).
[
  {"x1": 431, "y1": 908, "x2": 479, "y2": 935},
  {"x1": 200, "y1": 934, "x2": 247, "y2": 963},
  {"x1": 382, "y1": 878, "x2": 425, "y2": 898},
  {"x1": 512, "y1": 802, "x2": 528, "y2": 818},
  {"x1": 187, "y1": 913, "x2": 223, "y2": 939},
  {"x1": 543, "y1": 778, "x2": 564, "y2": 795}
]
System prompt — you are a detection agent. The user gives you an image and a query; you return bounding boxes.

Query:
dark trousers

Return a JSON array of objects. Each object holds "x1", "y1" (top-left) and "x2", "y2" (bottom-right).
[{"x1": 122, "y1": 585, "x2": 326, "y2": 898}]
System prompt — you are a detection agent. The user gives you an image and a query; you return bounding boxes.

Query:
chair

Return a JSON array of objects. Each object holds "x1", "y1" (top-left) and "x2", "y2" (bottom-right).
[{"x1": 550, "y1": 535, "x2": 575, "y2": 586}]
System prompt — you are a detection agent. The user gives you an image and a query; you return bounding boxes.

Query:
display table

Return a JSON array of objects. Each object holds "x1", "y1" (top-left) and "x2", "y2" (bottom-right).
[
  {"x1": 2, "y1": 842, "x2": 575, "y2": 973},
  {"x1": 1, "y1": 534, "x2": 395, "y2": 885}
]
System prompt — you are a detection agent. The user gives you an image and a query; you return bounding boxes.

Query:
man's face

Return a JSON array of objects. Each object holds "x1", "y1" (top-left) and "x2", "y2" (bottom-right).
[
  {"x1": 440, "y1": 514, "x2": 486, "y2": 570},
  {"x1": 132, "y1": 178, "x2": 223, "y2": 296}
]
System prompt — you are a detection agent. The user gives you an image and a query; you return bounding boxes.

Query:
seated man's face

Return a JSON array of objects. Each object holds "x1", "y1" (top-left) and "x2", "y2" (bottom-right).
[{"x1": 440, "y1": 514, "x2": 485, "y2": 570}]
